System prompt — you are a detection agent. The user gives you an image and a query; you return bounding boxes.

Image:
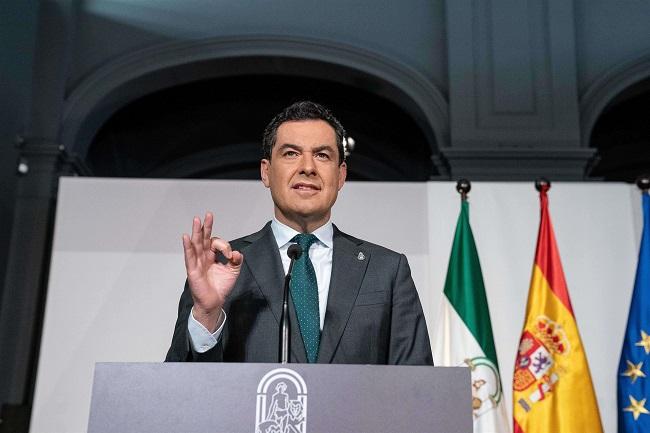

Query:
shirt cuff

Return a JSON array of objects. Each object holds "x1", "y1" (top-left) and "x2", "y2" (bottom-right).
[{"x1": 188, "y1": 308, "x2": 226, "y2": 353}]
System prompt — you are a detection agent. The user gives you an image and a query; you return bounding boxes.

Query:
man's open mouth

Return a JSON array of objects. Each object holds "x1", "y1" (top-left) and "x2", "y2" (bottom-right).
[{"x1": 292, "y1": 183, "x2": 320, "y2": 191}]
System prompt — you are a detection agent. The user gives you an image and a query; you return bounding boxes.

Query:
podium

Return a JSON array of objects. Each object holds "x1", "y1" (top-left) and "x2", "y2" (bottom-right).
[{"x1": 87, "y1": 363, "x2": 471, "y2": 433}]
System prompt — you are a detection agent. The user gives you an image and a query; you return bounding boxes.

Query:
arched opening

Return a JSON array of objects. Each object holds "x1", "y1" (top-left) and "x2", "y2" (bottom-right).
[
  {"x1": 588, "y1": 77, "x2": 650, "y2": 181},
  {"x1": 61, "y1": 38, "x2": 449, "y2": 180},
  {"x1": 88, "y1": 73, "x2": 436, "y2": 181}
]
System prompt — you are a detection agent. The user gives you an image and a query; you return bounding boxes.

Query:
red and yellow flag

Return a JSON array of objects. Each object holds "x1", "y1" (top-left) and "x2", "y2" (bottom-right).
[{"x1": 513, "y1": 185, "x2": 603, "y2": 433}]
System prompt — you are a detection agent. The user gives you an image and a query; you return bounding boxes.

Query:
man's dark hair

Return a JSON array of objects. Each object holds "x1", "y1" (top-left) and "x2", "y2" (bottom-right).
[{"x1": 262, "y1": 101, "x2": 346, "y2": 165}]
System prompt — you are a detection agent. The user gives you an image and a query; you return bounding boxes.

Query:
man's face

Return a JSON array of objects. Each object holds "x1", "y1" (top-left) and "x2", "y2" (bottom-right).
[{"x1": 261, "y1": 119, "x2": 347, "y2": 230}]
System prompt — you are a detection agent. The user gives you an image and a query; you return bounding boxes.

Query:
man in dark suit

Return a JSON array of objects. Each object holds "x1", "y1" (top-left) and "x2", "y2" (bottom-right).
[{"x1": 166, "y1": 101, "x2": 432, "y2": 365}]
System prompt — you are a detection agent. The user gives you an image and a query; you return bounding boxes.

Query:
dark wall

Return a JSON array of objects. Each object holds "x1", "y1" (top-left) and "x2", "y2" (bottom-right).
[
  {"x1": 0, "y1": 2, "x2": 39, "y2": 429},
  {"x1": 0, "y1": 1, "x2": 38, "y2": 308}
]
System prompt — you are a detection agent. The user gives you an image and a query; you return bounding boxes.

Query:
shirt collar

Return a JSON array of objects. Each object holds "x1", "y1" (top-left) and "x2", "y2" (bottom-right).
[{"x1": 271, "y1": 218, "x2": 334, "y2": 249}]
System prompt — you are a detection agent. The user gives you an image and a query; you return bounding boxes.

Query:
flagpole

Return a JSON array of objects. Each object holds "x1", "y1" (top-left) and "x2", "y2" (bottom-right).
[
  {"x1": 456, "y1": 178, "x2": 471, "y2": 201},
  {"x1": 637, "y1": 175, "x2": 650, "y2": 192},
  {"x1": 534, "y1": 177, "x2": 550, "y2": 193}
]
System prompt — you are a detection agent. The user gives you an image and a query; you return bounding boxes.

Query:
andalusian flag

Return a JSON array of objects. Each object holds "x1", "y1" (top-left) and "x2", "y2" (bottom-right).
[
  {"x1": 617, "y1": 190, "x2": 650, "y2": 432},
  {"x1": 434, "y1": 198, "x2": 509, "y2": 432},
  {"x1": 513, "y1": 185, "x2": 603, "y2": 433}
]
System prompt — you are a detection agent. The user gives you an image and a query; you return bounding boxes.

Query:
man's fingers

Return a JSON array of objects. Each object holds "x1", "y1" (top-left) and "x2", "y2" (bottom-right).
[
  {"x1": 191, "y1": 216, "x2": 203, "y2": 250},
  {"x1": 210, "y1": 237, "x2": 233, "y2": 259},
  {"x1": 229, "y1": 250, "x2": 244, "y2": 267},
  {"x1": 182, "y1": 233, "x2": 196, "y2": 270},
  {"x1": 202, "y1": 212, "x2": 213, "y2": 241},
  {"x1": 206, "y1": 240, "x2": 217, "y2": 263}
]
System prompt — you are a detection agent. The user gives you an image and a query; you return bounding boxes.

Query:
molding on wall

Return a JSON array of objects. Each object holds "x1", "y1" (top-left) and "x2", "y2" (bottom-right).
[
  {"x1": 446, "y1": 0, "x2": 581, "y2": 147},
  {"x1": 60, "y1": 35, "x2": 449, "y2": 165},
  {"x1": 580, "y1": 50, "x2": 650, "y2": 148},
  {"x1": 442, "y1": 146, "x2": 595, "y2": 180},
  {"x1": 471, "y1": 0, "x2": 551, "y2": 128},
  {"x1": 442, "y1": 0, "x2": 590, "y2": 178}
]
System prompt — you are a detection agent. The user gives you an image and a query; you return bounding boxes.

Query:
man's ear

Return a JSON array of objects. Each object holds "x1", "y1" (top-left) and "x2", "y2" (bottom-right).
[
  {"x1": 260, "y1": 159, "x2": 270, "y2": 188},
  {"x1": 338, "y1": 162, "x2": 347, "y2": 191}
]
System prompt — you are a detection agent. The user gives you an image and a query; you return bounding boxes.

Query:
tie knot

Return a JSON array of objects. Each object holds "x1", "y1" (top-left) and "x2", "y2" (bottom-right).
[{"x1": 291, "y1": 233, "x2": 318, "y2": 252}]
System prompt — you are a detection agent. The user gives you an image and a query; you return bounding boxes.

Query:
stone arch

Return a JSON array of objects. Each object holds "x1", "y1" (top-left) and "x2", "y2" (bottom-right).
[
  {"x1": 581, "y1": 50, "x2": 650, "y2": 147},
  {"x1": 61, "y1": 35, "x2": 449, "y2": 167}
]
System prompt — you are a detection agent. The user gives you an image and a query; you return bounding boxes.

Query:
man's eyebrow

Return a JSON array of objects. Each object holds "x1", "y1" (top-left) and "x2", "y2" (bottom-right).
[
  {"x1": 276, "y1": 143, "x2": 336, "y2": 153},
  {"x1": 276, "y1": 143, "x2": 302, "y2": 152},
  {"x1": 312, "y1": 144, "x2": 336, "y2": 153}
]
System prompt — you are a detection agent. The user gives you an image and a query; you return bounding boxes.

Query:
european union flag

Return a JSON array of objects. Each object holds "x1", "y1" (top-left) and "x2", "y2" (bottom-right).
[{"x1": 618, "y1": 191, "x2": 650, "y2": 432}]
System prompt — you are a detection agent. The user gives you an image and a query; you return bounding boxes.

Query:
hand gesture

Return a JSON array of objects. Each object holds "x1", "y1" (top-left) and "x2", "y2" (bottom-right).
[{"x1": 182, "y1": 212, "x2": 243, "y2": 331}]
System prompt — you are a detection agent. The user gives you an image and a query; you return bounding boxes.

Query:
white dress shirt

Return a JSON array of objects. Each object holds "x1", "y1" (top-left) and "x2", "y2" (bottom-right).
[{"x1": 188, "y1": 218, "x2": 334, "y2": 353}]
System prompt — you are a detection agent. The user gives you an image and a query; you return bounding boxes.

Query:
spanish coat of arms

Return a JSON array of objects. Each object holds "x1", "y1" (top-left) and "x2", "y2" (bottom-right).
[{"x1": 514, "y1": 316, "x2": 570, "y2": 412}]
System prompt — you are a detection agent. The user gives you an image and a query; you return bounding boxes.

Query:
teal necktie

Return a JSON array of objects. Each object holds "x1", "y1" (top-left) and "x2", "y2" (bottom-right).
[{"x1": 290, "y1": 233, "x2": 320, "y2": 363}]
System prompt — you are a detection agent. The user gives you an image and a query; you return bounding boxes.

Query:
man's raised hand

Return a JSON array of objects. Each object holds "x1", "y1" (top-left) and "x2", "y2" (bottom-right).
[{"x1": 182, "y1": 212, "x2": 243, "y2": 332}]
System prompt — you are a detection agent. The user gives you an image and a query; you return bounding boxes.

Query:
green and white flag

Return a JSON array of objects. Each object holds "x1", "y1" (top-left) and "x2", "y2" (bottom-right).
[{"x1": 433, "y1": 199, "x2": 509, "y2": 433}]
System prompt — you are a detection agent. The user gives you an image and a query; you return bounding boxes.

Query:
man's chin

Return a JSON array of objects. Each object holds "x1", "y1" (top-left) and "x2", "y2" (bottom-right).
[
  {"x1": 294, "y1": 208, "x2": 326, "y2": 220},
  {"x1": 280, "y1": 207, "x2": 329, "y2": 223}
]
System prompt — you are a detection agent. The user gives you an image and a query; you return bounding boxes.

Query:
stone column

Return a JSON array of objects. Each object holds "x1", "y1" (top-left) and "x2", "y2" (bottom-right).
[
  {"x1": 443, "y1": 0, "x2": 593, "y2": 179},
  {"x1": 0, "y1": 2, "x2": 78, "y2": 430}
]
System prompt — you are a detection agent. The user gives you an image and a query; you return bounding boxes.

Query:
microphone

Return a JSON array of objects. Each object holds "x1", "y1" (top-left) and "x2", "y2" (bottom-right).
[
  {"x1": 287, "y1": 244, "x2": 302, "y2": 261},
  {"x1": 279, "y1": 243, "x2": 302, "y2": 363}
]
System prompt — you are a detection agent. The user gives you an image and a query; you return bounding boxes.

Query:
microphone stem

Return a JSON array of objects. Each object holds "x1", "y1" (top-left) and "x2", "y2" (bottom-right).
[{"x1": 279, "y1": 259, "x2": 295, "y2": 364}]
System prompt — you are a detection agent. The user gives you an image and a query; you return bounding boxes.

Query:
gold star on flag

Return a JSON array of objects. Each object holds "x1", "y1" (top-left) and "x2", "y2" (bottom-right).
[
  {"x1": 622, "y1": 360, "x2": 646, "y2": 383},
  {"x1": 624, "y1": 396, "x2": 650, "y2": 421},
  {"x1": 636, "y1": 330, "x2": 650, "y2": 354}
]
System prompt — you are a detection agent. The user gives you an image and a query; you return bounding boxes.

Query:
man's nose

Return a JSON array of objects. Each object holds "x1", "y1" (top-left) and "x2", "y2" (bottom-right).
[{"x1": 299, "y1": 153, "x2": 317, "y2": 175}]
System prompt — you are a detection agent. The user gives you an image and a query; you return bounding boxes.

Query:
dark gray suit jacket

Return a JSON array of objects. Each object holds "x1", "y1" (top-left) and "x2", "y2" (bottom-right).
[{"x1": 165, "y1": 222, "x2": 433, "y2": 365}]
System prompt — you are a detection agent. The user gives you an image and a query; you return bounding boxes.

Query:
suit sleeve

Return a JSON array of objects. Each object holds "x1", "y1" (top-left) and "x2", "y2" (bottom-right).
[
  {"x1": 165, "y1": 280, "x2": 224, "y2": 362},
  {"x1": 388, "y1": 254, "x2": 434, "y2": 365}
]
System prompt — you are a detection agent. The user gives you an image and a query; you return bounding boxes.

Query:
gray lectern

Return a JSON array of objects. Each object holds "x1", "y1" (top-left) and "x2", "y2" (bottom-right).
[{"x1": 87, "y1": 363, "x2": 470, "y2": 433}]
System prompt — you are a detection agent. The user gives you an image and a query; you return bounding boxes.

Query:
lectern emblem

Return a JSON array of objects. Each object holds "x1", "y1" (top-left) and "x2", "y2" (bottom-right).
[{"x1": 255, "y1": 368, "x2": 307, "y2": 433}]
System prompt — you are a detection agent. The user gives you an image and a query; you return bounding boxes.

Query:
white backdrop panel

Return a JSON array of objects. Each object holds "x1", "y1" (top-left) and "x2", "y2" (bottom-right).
[
  {"x1": 427, "y1": 182, "x2": 639, "y2": 433},
  {"x1": 30, "y1": 178, "x2": 639, "y2": 433}
]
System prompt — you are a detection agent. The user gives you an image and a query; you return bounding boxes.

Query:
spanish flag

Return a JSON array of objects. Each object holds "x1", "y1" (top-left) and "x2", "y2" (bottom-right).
[{"x1": 513, "y1": 184, "x2": 603, "y2": 433}]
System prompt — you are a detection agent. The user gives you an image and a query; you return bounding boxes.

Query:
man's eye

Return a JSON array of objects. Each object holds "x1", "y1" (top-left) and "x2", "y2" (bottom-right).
[
  {"x1": 284, "y1": 150, "x2": 299, "y2": 157},
  {"x1": 316, "y1": 152, "x2": 330, "y2": 160}
]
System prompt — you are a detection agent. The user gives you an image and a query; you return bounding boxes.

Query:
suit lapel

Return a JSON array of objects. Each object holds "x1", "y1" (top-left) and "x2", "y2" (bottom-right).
[
  {"x1": 242, "y1": 222, "x2": 307, "y2": 363},
  {"x1": 317, "y1": 227, "x2": 369, "y2": 363}
]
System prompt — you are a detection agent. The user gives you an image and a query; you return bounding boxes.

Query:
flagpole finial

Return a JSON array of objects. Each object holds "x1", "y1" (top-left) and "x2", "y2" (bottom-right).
[
  {"x1": 456, "y1": 179, "x2": 471, "y2": 200},
  {"x1": 535, "y1": 177, "x2": 551, "y2": 193},
  {"x1": 636, "y1": 175, "x2": 650, "y2": 191}
]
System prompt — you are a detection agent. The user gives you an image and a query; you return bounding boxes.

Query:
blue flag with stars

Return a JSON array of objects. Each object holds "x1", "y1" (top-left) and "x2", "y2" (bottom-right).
[{"x1": 618, "y1": 191, "x2": 650, "y2": 432}]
